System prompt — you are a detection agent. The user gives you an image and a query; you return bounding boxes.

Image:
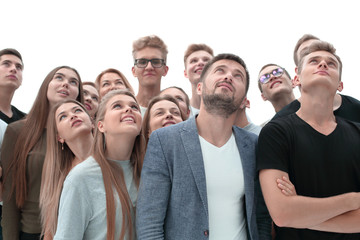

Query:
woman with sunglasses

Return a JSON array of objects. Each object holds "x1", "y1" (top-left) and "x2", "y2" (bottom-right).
[
  {"x1": 54, "y1": 89, "x2": 145, "y2": 240},
  {"x1": 1, "y1": 66, "x2": 84, "y2": 240},
  {"x1": 40, "y1": 99, "x2": 94, "y2": 240}
]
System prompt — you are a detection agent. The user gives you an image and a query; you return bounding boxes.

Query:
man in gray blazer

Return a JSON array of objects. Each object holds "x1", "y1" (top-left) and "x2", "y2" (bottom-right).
[{"x1": 137, "y1": 53, "x2": 264, "y2": 240}]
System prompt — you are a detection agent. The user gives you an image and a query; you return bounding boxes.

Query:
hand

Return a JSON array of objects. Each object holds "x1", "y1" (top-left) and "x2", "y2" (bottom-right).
[{"x1": 277, "y1": 176, "x2": 297, "y2": 196}]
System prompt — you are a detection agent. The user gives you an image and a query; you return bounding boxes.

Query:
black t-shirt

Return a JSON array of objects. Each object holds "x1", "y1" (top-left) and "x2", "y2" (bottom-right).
[
  {"x1": 0, "y1": 105, "x2": 26, "y2": 124},
  {"x1": 272, "y1": 94, "x2": 360, "y2": 122},
  {"x1": 257, "y1": 114, "x2": 360, "y2": 239}
]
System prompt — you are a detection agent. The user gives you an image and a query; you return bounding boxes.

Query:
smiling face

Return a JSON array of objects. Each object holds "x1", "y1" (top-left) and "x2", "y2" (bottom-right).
[
  {"x1": 132, "y1": 47, "x2": 168, "y2": 88},
  {"x1": 259, "y1": 65, "x2": 294, "y2": 102},
  {"x1": 56, "y1": 102, "x2": 93, "y2": 144},
  {"x1": 98, "y1": 94, "x2": 142, "y2": 138},
  {"x1": 83, "y1": 84, "x2": 99, "y2": 118},
  {"x1": 0, "y1": 54, "x2": 23, "y2": 90},
  {"x1": 99, "y1": 72, "x2": 127, "y2": 98},
  {"x1": 148, "y1": 100, "x2": 183, "y2": 135},
  {"x1": 184, "y1": 50, "x2": 213, "y2": 85},
  {"x1": 47, "y1": 68, "x2": 80, "y2": 107}
]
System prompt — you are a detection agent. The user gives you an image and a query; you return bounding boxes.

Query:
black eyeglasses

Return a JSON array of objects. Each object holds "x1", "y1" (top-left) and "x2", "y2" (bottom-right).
[
  {"x1": 134, "y1": 58, "x2": 165, "y2": 68},
  {"x1": 259, "y1": 67, "x2": 284, "y2": 84}
]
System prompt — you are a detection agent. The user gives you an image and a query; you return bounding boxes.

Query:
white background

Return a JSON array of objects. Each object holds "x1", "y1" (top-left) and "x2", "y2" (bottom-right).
[{"x1": 2, "y1": 0, "x2": 359, "y2": 125}]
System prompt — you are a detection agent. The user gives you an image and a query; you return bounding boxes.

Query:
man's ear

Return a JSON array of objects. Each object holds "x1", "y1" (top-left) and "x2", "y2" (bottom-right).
[
  {"x1": 196, "y1": 82, "x2": 203, "y2": 95},
  {"x1": 337, "y1": 81, "x2": 343, "y2": 92},
  {"x1": 295, "y1": 66, "x2": 298, "y2": 74},
  {"x1": 261, "y1": 93, "x2": 267, "y2": 101},
  {"x1": 184, "y1": 69, "x2": 188, "y2": 78},
  {"x1": 240, "y1": 97, "x2": 249, "y2": 109},
  {"x1": 293, "y1": 75, "x2": 301, "y2": 87},
  {"x1": 131, "y1": 66, "x2": 137, "y2": 77},
  {"x1": 162, "y1": 66, "x2": 169, "y2": 76}
]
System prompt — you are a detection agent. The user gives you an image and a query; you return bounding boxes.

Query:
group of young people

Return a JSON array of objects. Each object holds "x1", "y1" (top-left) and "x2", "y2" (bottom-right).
[{"x1": 0, "y1": 33, "x2": 359, "y2": 240}]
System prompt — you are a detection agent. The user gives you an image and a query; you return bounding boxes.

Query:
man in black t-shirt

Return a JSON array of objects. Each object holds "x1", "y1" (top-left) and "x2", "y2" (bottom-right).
[
  {"x1": 0, "y1": 48, "x2": 25, "y2": 124},
  {"x1": 258, "y1": 41, "x2": 360, "y2": 239}
]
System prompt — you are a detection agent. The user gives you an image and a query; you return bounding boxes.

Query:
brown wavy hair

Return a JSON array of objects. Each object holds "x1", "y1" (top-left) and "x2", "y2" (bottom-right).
[
  {"x1": 40, "y1": 99, "x2": 91, "y2": 238},
  {"x1": 4, "y1": 66, "x2": 84, "y2": 208}
]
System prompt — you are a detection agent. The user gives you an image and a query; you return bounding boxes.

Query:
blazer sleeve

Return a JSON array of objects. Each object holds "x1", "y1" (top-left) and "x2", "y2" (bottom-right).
[
  {"x1": 136, "y1": 131, "x2": 171, "y2": 240},
  {"x1": 1, "y1": 124, "x2": 21, "y2": 240}
]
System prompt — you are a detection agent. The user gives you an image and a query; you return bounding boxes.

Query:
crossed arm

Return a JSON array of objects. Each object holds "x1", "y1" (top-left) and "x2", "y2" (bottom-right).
[{"x1": 260, "y1": 169, "x2": 360, "y2": 233}]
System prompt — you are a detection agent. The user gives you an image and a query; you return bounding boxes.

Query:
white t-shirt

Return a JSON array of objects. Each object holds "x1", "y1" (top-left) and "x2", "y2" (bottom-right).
[
  {"x1": 140, "y1": 105, "x2": 147, "y2": 118},
  {"x1": 199, "y1": 134, "x2": 247, "y2": 240},
  {"x1": 0, "y1": 119, "x2": 8, "y2": 155},
  {"x1": 54, "y1": 156, "x2": 137, "y2": 240}
]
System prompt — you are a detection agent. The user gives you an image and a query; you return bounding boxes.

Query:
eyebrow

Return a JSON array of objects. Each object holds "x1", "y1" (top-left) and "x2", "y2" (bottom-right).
[{"x1": 57, "y1": 106, "x2": 79, "y2": 119}]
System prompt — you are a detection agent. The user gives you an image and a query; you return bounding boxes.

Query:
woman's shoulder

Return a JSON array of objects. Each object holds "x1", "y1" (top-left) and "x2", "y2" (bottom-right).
[{"x1": 65, "y1": 156, "x2": 101, "y2": 183}]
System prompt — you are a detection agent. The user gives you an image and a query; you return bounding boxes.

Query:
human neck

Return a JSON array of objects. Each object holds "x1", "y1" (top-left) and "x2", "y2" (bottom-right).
[
  {"x1": 0, "y1": 87, "x2": 15, "y2": 116},
  {"x1": 67, "y1": 132, "x2": 94, "y2": 166},
  {"x1": 105, "y1": 134, "x2": 135, "y2": 161},
  {"x1": 271, "y1": 92, "x2": 296, "y2": 112},
  {"x1": 234, "y1": 109, "x2": 249, "y2": 128},
  {"x1": 190, "y1": 83, "x2": 201, "y2": 109},
  {"x1": 196, "y1": 107, "x2": 236, "y2": 147},
  {"x1": 136, "y1": 85, "x2": 160, "y2": 108},
  {"x1": 296, "y1": 92, "x2": 336, "y2": 135}
]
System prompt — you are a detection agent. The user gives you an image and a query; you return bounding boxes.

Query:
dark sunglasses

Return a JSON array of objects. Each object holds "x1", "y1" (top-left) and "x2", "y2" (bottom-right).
[{"x1": 259, "y1": 67, "x2": 284, "y2": 84}]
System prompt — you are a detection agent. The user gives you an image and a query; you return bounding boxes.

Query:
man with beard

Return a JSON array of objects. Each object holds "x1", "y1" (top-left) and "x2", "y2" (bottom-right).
[{"x1": 137, "y1": 54, "x2": 264, "y2": 240}]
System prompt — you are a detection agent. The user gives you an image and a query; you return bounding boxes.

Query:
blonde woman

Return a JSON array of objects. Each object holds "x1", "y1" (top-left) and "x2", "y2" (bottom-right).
[
  {"x1": 54, "y1": 89, "x2": 145, "y2": 240},
  {"x1": 40, "y1": 99, "x2": 94, "y2": 240},
  {"x1": 1, "y1": 66, "x2": 83, "y2": 240}
]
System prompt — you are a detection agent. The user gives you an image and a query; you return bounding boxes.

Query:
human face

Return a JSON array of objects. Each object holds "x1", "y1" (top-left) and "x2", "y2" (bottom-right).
[
  {"x1": 99, "y1": 72, "x2": 127, "y2": 98},
  {"x1": 259, "y1": 66, "x2": 293, "y2": 101},
  {"x1": 83, "y1": 85, "x2": 99, "y2": 118},
  {"x1": 160, "y1": 88, "x2": 189, "y2": 118},
  {"x1": 98, "y1": 94, "x2": 142, "y2": 138},
  {"x1": 132, "y1": 47, "x2": 168, "y2": 88},
  {"x1": 296, "y1": 39, "x2": 321, "y2": 67},
  {"x1": 47, "y1": 68, "x2": 80, "y2": 107},
  {"x1": 148, "y1": 100, "x2": 183, "y2": 134},
  {"x1": 56, "y1": 102, "x2": 93, "y2": 143},
  {"x1": 184, "y1": 50, "x2": 213, "y2": 84},
  {"x1": 296, "y1": 51, "x2": 342, "y2": 92},
  {"x1": 0, "y1": 54, "x2": 23, "y2": 89},
  {"x1": 198, "y1": 59, "x2": 247, "y2": 117}
]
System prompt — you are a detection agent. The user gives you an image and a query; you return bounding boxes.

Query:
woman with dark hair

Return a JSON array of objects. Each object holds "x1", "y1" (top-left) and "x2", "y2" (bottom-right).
[
  {"x1": 54, "y1": 89, "x2": 145, "y2": 239},
  {"x1": 82, "y1": 81, "x2": 99, "y2": 120},
  {"x1": 40, "y1": 99, "x2": 94, "y2": 240},
  {"x1": 142, "y1": 95, "x2": 185, "y2": 146},
  {"x1": 1, "y1": 66, "x2": 84, "y2": 240}
]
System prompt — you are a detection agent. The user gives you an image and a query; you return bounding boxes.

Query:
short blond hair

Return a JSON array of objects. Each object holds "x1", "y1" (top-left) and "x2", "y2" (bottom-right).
[{"x1": 132, "y1": 35, "x2": 168, "y2": 61}]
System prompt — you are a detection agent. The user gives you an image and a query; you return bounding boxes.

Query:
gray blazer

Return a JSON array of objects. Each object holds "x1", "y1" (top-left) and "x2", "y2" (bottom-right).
[{"x1": 136, "y1": 117, "x2": 261, "y2": 240}]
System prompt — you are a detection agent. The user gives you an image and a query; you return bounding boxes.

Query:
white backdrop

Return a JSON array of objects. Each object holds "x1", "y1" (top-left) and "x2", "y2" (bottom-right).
[{"x1": 2, "y1": 0, "x2": 359, "y2": 124}]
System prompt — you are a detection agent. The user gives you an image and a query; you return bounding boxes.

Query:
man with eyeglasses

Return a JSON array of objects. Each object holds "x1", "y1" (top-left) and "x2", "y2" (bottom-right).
[
  {"x1": 273, "y1": 34, "x2": 360, "y2": 122},
  {"x1": 258, "y1": 41, "x2": 360, "y2": 239},
  {"x1": 132, "y1": 35, "x2": 169, "y2": 117},
  {"x1": 258, "y1": 64, "x2": 296, "y2": 115}
]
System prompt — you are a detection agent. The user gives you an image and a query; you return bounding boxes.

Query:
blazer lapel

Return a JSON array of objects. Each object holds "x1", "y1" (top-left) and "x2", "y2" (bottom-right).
[
  {"x1": 233, "y1": 126, "x2": 255, "y2": 225},
  {"x1": 180, "y1": 117, "x2": 208, "y2": 217}
]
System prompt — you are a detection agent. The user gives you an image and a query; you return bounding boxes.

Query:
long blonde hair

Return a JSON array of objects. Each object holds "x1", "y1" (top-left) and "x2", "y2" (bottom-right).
[
  {"x1": 39, "y1": 99, "x2": 91, "y2": 238},
  {"x1": 3, "y1": 66, "x2": 84, "y2": 208},
  {"x1": 93, "y1": 89, "x2": 145, "y2": 239}
]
